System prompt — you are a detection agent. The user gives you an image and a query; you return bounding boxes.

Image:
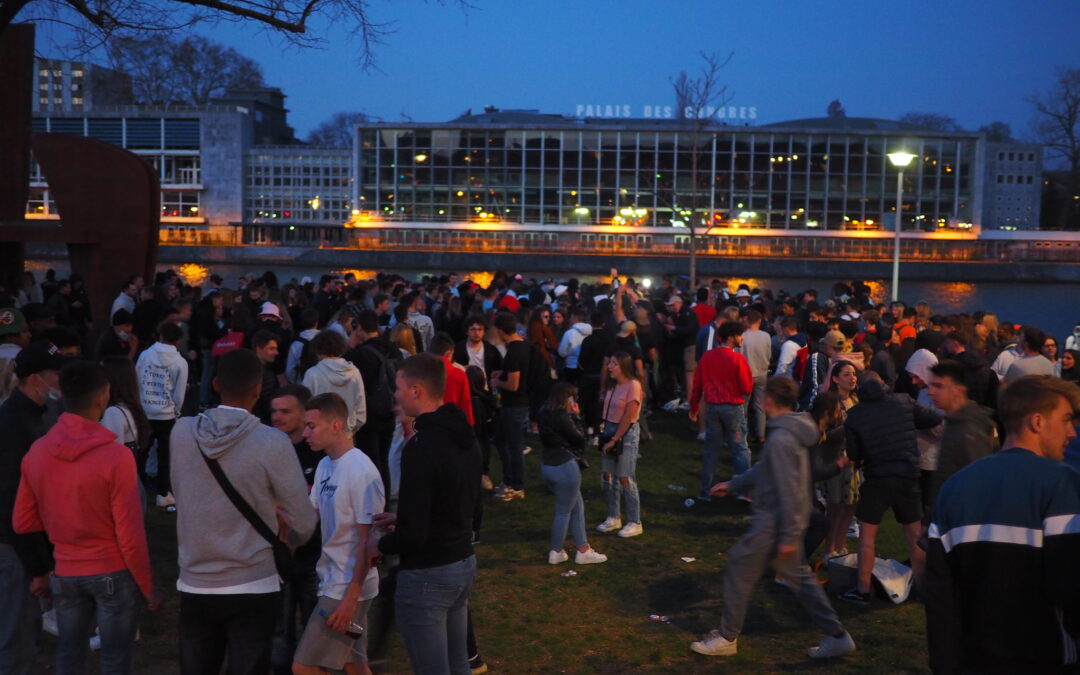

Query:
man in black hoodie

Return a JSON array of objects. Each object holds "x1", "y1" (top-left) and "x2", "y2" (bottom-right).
[
  {"x1": 370, "y1": 353, "x2": 481, "y2": 674},
  {"x1": 841, "y1": 372, "x2": 941, "y2": 605}
]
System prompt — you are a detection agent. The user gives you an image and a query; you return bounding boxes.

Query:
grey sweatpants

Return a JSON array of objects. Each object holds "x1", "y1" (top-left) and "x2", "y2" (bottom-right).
[{"x1": 720, "y1": 516, "x2": 843, "y2": 640}]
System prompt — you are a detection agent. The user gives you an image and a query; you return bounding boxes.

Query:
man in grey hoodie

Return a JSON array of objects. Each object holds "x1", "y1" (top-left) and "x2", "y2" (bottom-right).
[
  {"x1": 136, "y1": 321, "x2": 188, "y2": 508},
  {"x1": 302, "y1": 330, "x2": 367, "y2": 437},
  {"x1": 690, "y1": 377, "x2": 856, "y2": 661},
  {"x1": 171, "y1": 348, "x2": 317, "y2": 675}
]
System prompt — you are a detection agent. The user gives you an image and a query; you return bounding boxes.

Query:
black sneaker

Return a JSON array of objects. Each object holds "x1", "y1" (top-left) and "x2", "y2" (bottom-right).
[{"x1": 838, "y1": 588, "x2": 871, "y2": 606}]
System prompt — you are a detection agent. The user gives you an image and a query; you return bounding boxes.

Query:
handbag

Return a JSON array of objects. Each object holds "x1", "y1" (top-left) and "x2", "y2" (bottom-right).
[
  {"x1": 198, "y1": 445, "x2": 298, "y2": 580},
  {"x1": 599, "y1": 388, "x2": 625, "y2": 457}
]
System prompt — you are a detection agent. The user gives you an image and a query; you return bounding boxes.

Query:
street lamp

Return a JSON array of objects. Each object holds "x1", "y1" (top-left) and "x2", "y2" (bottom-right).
[{"x1": 887, "y1": 151, "x2": 916, "y2": 302}]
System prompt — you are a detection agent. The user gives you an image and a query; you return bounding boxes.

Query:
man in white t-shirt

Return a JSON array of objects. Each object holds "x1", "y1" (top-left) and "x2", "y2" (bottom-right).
[{"x1": 293, "y1": 392, "x2": 386, "y2": 675}]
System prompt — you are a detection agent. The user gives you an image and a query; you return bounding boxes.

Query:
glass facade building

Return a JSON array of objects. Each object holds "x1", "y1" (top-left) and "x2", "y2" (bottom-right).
[{"x1": 355, "y1": 112, "x2": 982, "y2": 232}]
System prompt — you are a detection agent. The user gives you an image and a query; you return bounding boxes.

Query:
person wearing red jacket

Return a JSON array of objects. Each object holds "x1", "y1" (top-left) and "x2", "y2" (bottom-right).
[
  {"x1": 428, "y1": 332, "x2": 474, "y2": 426},
  {"x1": 689, "y1": 321, "x2": 754, "y2": 502},
  {"x1": 14, "y1": 361, "x2": 160, "y2": 673}
]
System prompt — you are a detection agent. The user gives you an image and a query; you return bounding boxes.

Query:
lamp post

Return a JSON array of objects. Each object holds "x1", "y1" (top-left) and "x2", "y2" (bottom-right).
[{"x1": 887, "y1": 151, "x2": 916, "y2": 302}]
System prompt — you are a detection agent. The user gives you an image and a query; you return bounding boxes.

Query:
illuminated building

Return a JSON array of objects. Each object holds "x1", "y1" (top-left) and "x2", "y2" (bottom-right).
[{"x1": 354, "y1": 110, "x2": 1042, "y2": 232}]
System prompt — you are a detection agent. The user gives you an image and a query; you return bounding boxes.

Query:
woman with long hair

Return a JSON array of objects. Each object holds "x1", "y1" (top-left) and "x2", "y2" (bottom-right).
[
  {"x1": 390, "y1": 322, "x2": 417, "y2": 357},
  {"x1": 806, "y1": 390, "x2": 848, "y2": 561},
  {"x1": 538, "y1": 382, "x2": 607, "y2": 565},
  {"x1": 595, "y1": 351, "x2": 644, "y2": 538},
  {"x1": 822, "y1": 360, "x2": 859, "y2": 557},
  {"x1": 100, "y1": 356, "x2": 152, "y2": 502},
  {"x1": 1062, "y1": 349, "x2": 1080, "y2": 383}
]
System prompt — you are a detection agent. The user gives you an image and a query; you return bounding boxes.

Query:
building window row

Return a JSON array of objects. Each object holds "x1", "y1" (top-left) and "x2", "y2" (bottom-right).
[
  {"x1": 996, "y1": 175, "x2": 1035, "y2": 184},
  {"x1": 997, "y1": 151, "x2": 1037, "y2": 162}
]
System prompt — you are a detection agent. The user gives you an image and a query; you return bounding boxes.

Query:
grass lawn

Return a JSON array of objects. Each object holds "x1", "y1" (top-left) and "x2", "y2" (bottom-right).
[{"x1": 36, "y1": 413, "x2": 929, "y2": 674}]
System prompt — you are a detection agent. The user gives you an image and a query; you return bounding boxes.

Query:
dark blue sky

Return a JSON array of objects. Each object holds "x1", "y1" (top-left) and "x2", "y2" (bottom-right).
[{"x1": 39, "y1": 0, "x2": 1080, "y2": 139}]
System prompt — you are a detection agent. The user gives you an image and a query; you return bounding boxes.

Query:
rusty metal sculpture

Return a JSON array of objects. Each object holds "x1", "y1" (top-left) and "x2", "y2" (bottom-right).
[{"x1": 0, "y1": 24, "x2": 159, "y2": 329}]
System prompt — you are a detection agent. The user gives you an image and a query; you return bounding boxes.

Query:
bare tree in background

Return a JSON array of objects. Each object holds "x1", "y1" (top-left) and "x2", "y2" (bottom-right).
[
  {"x1": 307, "y1": 111, "x2": 378, "y2": 146},
  {"x1": 107, "y1": 35, "x2": 263, "y2": 105},
  {"x1": 669, "y1": 50, "x2": 733, "y2": 290},
  {"x1": 1030, "y1": 67, "x2": 1080, "y2": 229},
  {"x1": 978, "y1": 121, "x2": 1014, "y2": 142},
  {"x1": 899, "y1": 111, "x2": 962, "y2": 132},
  {"x1": 827, "y1": 100, "x2": 846, "y2": 119},
  {"x1": 1, "y1": 0, "x2": 449, "y2": 66}
]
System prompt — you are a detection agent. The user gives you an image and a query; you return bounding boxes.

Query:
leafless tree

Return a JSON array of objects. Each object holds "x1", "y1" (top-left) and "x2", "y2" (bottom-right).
[
  {"x1": 307, "y1": 111, "x2": 377, "y2": 146},
  {"x1": 978, "y1": 121, "x2": 1014, "y2": 142},
  {"x1": 0, "y1": 0, "x2": 466, "y2": 66},
  {"x1": 899, "y1": 111, "x2": 962, "y2": 132},
  {"x1": 668, "y1": 50, "x2": 733, "y2": 290},
  {"x1": 1030, "y1": 67, "x2": 1080, "y2": 228},
  {"x1": 107, "y1": 35, "x2": 263, "y2": 105}
]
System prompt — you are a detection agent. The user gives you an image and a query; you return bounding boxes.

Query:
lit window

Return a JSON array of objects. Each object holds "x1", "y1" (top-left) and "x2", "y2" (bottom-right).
[
  {"x1": 72, "y1": 69, "x2": 83, "y2": 78},
  {"x1": 72, "y1": 97, "x2": 83, "y2": 105}
]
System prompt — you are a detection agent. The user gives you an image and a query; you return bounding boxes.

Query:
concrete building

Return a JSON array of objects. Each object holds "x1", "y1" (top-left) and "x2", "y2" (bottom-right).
[
  {"x1": 32, "y1": 58, "x2": 133, "y2": 114},
  {"x1": 984, "y1": 142, "x2": 1044, "y2": 230}
]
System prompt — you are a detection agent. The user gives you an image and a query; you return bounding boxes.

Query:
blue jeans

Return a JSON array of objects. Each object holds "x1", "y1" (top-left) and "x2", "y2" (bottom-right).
[
  {"x1": 494, "y1": 406, "x2": 528, "y2": 490},
  {"x1": 600, "y1": 424, "x2": 641, "y2": 523},
  {"x1": 541, "y1": 460, "x2": 588, "y2": 551},
  {"x1": 702, "y1": 402, "x2": 751, "y2": 497},
  {"x1": 0, "y1": 543, "x2": 36, "y2": 675},
  {"x1": 396, "y1": 556, "x2": 477, "y2": 675},
  {"x1": 50, "y1": 570, "x2": 143, "y2": 675}
]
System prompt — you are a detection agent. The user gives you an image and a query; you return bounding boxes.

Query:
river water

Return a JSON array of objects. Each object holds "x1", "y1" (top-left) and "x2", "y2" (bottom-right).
[{"x1": 25, "y1": 259, "x2": 1080, "y2": 345}]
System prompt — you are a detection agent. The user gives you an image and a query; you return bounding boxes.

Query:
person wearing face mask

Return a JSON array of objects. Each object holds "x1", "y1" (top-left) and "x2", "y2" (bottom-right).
[
  {"x1": 1065, "y1": 324, "x2": 1080, "y2": 353},
  {"x1": 0, "y1": 340, "x2": 69, "y2": 674},
  {"x1": 95, "y1": 309, "x2": 139, "y2": 361}
]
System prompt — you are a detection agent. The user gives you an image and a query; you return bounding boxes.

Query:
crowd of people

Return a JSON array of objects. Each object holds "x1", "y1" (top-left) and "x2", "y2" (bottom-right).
[{"x1": 2, "y1": 266, "x2": 1080, "y2": 673}]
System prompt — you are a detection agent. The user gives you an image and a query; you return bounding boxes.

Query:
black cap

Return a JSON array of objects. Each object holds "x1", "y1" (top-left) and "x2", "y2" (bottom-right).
[
  {"x1": 112, "y1": 309, "x2": 134, "y2": 326},
  {"x1": 14, "y1": 341, "x2": 72, "y2": 378}
]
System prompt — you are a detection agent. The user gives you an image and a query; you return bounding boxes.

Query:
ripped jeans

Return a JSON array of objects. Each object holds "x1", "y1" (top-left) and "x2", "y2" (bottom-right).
[
  {"x1": 599, "y1": 423, "x2": 640, "y2": 524},
  {"x1": 701, "y1": 402, "x2": 751, "y2": 497}
]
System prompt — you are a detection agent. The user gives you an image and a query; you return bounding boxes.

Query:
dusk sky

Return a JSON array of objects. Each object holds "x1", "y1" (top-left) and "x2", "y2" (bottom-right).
[{"x1": 36, "y1": 0, "x2": 1080, "y2": 141}]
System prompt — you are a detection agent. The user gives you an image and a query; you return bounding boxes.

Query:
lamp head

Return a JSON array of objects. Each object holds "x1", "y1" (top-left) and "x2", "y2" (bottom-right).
[{"x1": 888, "y1": 151, "x2": 916, "y2": 168}]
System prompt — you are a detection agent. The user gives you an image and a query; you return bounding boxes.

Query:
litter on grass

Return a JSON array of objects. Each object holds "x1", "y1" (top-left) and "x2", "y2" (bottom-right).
[
  {"x1": 560, "y1": 570, "x2": 577, "y2": 577},
  {"x1": 667, "y1": 484, "x2": 687, "y2": 492},
  {"x1": 647, "y1": 615, "x2": 671, "y2": 623},
  {"x1": 681, "y1": 557, "x2": 696, "y2": 563}
]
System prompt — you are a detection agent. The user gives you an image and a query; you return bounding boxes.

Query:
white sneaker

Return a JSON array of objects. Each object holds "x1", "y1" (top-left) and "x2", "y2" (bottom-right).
[
  {"x1": 690, "y1": 630, "x2": 737, "y2": 656},
  {"x1": 41, "y1": 609, "x2": 59, "y2": 637},
  {"x1": 155, "y1": 492, "x2": 176, "y2": 508},
  {"x1": 677, "y1": 400, "x2": 691, "y2": 411},
  {"x1": 522, "y1": 445, "x2": 533, "y2": 456},
  {"x1": 847, "y1": 521, "x2": 860, "y2": 539},
  {"x1": 696, "y1": 431, "x2": 706, "y2": 441},
  {"x1": 548, "y1": 550, "x2": 568, "y2": 565},
  {"x1": 596, "y1": 517, "x2": 622, "y2": 533},
  {"x1": 662, "y1": 398, "x2": 680, "y2": 412},
  {"x1": 617, "y1": 522, "x2": 643, "y2": 538},
  {"x1": 89, "y1": 634, "x2": 101, "y2": 651},
  {"x1": 574, "y1": 548, "x2": 608, "y2": 564},
  {"x1": 807, "y1": 630, "x2": 856, "y2": 659}
]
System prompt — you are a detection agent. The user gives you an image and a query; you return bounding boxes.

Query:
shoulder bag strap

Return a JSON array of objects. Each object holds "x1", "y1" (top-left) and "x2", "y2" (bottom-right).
[{"x1": 197, "y1": 442, "x2": 280, "y2": 548}]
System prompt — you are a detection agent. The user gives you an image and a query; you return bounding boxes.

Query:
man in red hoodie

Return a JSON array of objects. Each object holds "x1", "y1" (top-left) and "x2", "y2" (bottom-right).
[{"x1": 14, "y1": 360, "x2": 159, "y2": 673}]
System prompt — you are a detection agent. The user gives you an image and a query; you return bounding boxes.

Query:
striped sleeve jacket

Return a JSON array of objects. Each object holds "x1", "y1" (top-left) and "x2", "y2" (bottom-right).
[{"x1": 926, "y1": 448, "x2": 1080, "y2": 674}]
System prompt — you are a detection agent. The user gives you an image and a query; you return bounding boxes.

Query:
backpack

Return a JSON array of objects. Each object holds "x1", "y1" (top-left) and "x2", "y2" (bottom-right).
[
  {"x1": 363, "y1": 342, "x2": 399, "y2": 418},
  {"x1": 294, "y1": 335, "x2": 319, "y2": 382}
]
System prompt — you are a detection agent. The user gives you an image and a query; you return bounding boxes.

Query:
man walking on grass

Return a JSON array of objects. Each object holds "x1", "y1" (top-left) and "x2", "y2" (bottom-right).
[{"x1": 691, "y1": 377, "x2": 856, "y2": 660}]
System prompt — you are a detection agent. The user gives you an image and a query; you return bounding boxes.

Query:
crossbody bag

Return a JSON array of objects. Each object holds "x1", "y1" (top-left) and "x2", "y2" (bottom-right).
[{"x1": 197, "y1": 445, "x2": 298, "y2": 580}]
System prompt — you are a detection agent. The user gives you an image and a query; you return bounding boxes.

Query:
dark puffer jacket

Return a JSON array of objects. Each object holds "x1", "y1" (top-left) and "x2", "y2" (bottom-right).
[{"x1": 844, "y1": 378, "x2": 941, "y2": 479}]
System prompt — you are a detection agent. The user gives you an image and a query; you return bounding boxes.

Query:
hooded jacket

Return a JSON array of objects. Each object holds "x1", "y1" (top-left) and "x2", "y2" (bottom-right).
[
  {"x1": 557, "y1": 322, "x2": 593, "y2": 370},
  {"x1": 728, "y1": 411, "x2": 820, "y2": 549},
  {"x1": 302, "y1": 357, "x2": 367, "y2": 434},
  {"x1": 135, "y1": 341, "x2": 188, "y2": 420},
  {"x1": 13, "y1": 413, "x2": 153, "y2": 598},
  {"x1": 171, "y1": 406, "x2": 317, "y2": 589},
  {"x1": 845, "y1": 377, "x2": 942, "y2": 479},
  {"x1": 378, "y1": 404, "x2": 481, "y2": 570}
]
